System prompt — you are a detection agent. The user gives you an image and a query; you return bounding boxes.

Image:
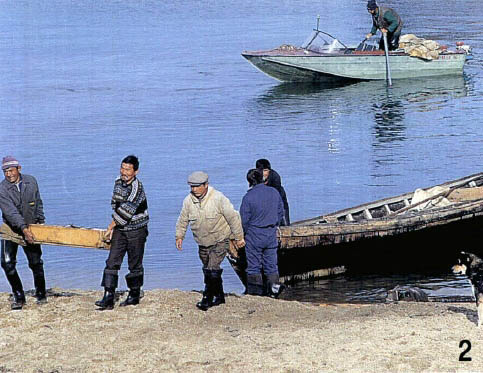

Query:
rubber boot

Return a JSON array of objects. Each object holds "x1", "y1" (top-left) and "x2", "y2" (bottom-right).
[
  {"x1": 246, "y1": 274, "x2": 264, "y2": 296},
  {"x1": 95, "y1": 289, "x2": 115, "y2": 310},
  {"x1": 266, "y1": 273, "x2": 285, "y2": 299},
  {"x1": 120, "y1": 288, "x2": 140, "y2": 306},
  {"x1": 196, "y1": 269, "x2": 213, "y2": 311},
  {"x1": 96, "y1": 270, "x2": 118, "y2": 309},
  {"x1": 211, "y1": 269, "x2": 225, "y2": 307},
  {"x1": 11, "y1": 290, "x2": 26, "y2": 310},
  {"x1": 33, "y1": 269, "x2": 47, "y2": 304},
  {"x1": 6, "y1": 272, "x2": 26, "y2": 310},
  {"x1": 120, "y1": 274, "x2": 142, "y2": 307}
]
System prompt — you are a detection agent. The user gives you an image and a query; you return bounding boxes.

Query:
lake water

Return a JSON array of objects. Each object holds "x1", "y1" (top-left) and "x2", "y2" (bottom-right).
[{"x1": 0, "y1": 0, "x2": 481, "y2": 302}]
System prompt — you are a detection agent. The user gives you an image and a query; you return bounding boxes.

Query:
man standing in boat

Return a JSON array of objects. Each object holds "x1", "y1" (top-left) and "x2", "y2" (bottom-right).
[
  {"x1": 365, "y1": 0, "x2": 403, "y2": 51},
  {"x1": 175, "y1": 171, "x2": 245, "y2": 311},
  {"x1": 95, "y1": 155, "x2": 149, "y2": 310},
  {"x1": 0, "y1": 156, "x2": 47, "y2": 310},
  {"x1": 240, "y1": 169, "x2": 285, "y2": 297},
  {"x1": 255, "y1": 159, "x2": 290, "y2": 226}
]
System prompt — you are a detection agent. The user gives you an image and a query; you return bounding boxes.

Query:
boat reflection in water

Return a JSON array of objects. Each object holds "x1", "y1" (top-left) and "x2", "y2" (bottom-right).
[
  {"x1": 254, "y1": 74, "x2": 471, "y2": 146},
  {"x1": 256, "y1": 74, "x2": 469, "y2": 109},
  {"x1": 281, "y1": 273, "x2": 475, "y2": 304}
]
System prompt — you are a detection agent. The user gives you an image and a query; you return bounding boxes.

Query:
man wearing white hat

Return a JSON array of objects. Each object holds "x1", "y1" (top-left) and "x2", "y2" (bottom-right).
[
  {"x1": 176, "y1": 171, "x2": 245, "y2": 311},
  {"x1": 0, "y1": 156, "x2": 47, "y2": 310}
]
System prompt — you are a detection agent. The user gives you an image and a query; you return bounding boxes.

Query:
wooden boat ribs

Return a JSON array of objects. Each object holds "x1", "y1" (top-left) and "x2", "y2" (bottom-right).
[{"x1": 272, "y1": 172, "x2": 483, "y2": 282}]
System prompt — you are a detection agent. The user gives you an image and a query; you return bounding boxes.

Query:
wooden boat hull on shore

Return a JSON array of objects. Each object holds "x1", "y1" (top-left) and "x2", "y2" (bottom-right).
[{"x1": 271, "y1": 173, "x2": 483, "y2": 283}]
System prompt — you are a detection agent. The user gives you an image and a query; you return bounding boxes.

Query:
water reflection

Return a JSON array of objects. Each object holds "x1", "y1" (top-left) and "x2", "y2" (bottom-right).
[
  {"x1": 255, "y1": 74, "x2": 469, "y2": 149},
  {"x1": 282, "y1": 273, "x2": 474, "y2": 304},
  {"x1": 372, "y1": 90, "x2": 406, "y2": 144},
  {"x1": 371, "y1": 74, "x2": 470, "y2": 146},
  {"x1": 257, "y1": 74, "x2": 468, "y2": 111}
]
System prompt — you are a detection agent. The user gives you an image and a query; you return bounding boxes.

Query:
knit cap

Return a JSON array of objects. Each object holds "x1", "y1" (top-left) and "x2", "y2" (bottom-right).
[
  {"x1": 2, "y1": 156, "x2": 20, "y2": 170},
  {"x1": 367, "y1": 0, "x2": 377, "y2": 10}
]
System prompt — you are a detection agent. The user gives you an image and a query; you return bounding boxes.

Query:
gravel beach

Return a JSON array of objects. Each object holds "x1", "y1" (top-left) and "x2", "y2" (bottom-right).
[{"x1": 1, "y1": 288, "x2": 482, "y2": 372}]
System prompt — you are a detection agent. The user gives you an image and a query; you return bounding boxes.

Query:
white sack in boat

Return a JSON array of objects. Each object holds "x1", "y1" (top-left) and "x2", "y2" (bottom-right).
[
  {"x1": 409, "y1": 186, "x2": 451, "y2": 211},
  {"x1": 399, "y1": 34, "x2": 421, "y2": 45},
  {"x1": 398, "y1": 34, "x2": 441, "y2": 60}
]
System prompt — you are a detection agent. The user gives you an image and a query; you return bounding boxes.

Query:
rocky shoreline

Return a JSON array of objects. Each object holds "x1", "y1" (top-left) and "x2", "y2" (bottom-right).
[{"x1": 1, "y1": 288, "x2": 482, "y2": 372}]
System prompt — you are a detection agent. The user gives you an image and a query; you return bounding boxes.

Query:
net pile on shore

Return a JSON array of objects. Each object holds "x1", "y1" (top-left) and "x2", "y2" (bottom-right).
[{"x1": 398, "y1": 34, "x2": 441, "y2": 60}]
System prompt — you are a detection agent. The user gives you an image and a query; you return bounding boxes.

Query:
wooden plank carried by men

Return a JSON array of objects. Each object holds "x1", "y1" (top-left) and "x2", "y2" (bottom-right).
[{"x1": 0, "y1": 223, "x2": 110, "y2": 250}]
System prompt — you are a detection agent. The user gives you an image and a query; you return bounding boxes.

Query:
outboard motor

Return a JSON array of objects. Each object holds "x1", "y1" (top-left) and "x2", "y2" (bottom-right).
[{"x1": 456, "y1": 41, "x2": 472, "y2": 60}]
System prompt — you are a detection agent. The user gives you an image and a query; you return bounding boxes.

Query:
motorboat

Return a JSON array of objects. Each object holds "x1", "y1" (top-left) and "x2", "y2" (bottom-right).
[{"x1": 242, "y1": 27, "x2": 472, "y2": 83}]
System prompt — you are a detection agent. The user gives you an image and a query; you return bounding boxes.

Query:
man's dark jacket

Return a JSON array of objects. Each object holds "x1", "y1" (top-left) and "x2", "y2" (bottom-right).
[
  {"x1": 0, "y1": 174, "x2": 45, "y2": 233},
  {"x1": 370, "y1": 6, "x2": 403, "y2": 35},
  {"x1": 266, "y1": 169, "x2": 290, "y2": 225},
  {"x1": 240, "y1": 183, "x2": 284, "y2": 248}
]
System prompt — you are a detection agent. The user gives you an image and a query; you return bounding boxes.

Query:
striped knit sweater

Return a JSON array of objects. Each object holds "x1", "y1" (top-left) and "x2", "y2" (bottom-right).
[{"x1": 111, "y1": 176, "x2": 149, "y2": 231}]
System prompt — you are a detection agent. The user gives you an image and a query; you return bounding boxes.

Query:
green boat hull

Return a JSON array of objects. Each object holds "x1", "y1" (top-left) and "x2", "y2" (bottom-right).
[{"x1": 242, "y1": 52, "x2": 466, "y2": 83}]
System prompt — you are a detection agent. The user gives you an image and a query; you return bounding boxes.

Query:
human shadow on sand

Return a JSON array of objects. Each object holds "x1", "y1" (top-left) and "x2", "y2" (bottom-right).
[{"x1": 447, "y1": 305, "x2": 477, "y2": 325}]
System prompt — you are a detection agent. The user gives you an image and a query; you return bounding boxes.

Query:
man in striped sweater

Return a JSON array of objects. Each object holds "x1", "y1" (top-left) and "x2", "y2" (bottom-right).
[{"x1": 95, "y1": 155, "x2": 149, "y2": 310}]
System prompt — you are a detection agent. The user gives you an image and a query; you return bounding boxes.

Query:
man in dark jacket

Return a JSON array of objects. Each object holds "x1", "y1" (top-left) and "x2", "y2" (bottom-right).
[
  {"x1": 95, "y1": 155, "x2": 149, "y2": 310},
  {"x1": 240, "y1": 168, "x2": 285, "y2": 297},
  {"x1": 0, "y1": 156, "x2": 47, "y2": 310},
  {"x1": 365, "y1": 0, "x2": 403, "y2": 51},
  {"x1": 255, "y1": 159, "x2": 290, "y2": 226}
]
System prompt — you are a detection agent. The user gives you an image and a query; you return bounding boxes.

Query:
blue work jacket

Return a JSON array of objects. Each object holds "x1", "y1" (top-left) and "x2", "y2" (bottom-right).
[{"x1": 240, "y1": 183, "x2": 284, "y2": 247}]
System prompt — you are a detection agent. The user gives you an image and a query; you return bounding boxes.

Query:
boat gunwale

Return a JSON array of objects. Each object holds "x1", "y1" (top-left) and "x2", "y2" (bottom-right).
[
  {"x1": 287, "y1": 172, "x2": 483, "y2": 228},
  {"x1": 242, "y1": 49, "x2": 466, "y2": 58}
]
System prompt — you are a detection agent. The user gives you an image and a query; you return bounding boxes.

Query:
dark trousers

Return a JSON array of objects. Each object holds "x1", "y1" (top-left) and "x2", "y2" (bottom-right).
[
  {"x1": 102, "y1": 227, "x2": 148, "y2": 289},
  {"x1": 1, "y1": 239, "x2": 45, "y2": 292},
  {"x1": 198, "y1": 239, "x2": 229, "y2": 270},
  {"x1": 379, "y1": 31, "x2": 401, "y2": 51}
]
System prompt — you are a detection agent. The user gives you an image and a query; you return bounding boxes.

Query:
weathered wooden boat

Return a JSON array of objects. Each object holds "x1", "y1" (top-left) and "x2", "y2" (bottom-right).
[
  {"x1": 242, "y1": 28, "x2": 471, "y2": 83},
  {"x1": 228, "y1": 172, "x2": 483, "y2": 285},
  {"x1": 278, "y1": 172, "x2": 483, "y2": 283}
]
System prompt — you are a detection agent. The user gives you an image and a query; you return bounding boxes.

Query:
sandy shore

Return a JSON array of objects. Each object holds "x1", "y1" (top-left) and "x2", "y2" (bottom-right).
[{"x1": 0, "y1": 288, "x2": 482, "y2": 373}]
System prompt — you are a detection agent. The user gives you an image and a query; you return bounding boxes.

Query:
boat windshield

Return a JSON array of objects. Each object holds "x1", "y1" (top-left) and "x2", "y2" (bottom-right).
[{"x1": 301, "y1": 30, "x2": 346, "y2": 53}]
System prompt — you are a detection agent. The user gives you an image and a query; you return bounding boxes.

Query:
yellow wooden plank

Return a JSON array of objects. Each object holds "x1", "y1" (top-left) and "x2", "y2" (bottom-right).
[{"x1": 0, "y1": 223, "x2": 110, "y2": 250}]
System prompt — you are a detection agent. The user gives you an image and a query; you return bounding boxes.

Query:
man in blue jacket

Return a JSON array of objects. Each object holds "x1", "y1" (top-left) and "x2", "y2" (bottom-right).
[
  {"x1": 240, "y1": 168, "x2": 285, "y2": 297},
  {"x1": 0, "y1": 156, "x2": 47, "y2": 310}
]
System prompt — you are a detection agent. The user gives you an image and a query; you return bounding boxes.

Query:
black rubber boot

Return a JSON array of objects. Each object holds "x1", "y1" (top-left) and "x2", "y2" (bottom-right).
[
  {"x1": 211, "y1": 269, "x2": 225, "y2": 307},
  {"x1": 196, "y1": 269, "x2": 213, "y2": 311},
  {"x1": 266, "y1": 273, "x2": 285, "y2": 299},
  {"x1": 95, "y1": 289, "x2": 115, "y2": 310},
  {"x1": 33, "y1": 268, "x2": 47, "y2": 304},
  {"x1": 96, "y1": 271, "x2": 118, "y2": 309},
  {"x1": 120, "y1": 274, "x2": 142, "y2": 307},
  {"x1": 11, "y1": 290, "x2": 26, "y2": 310},
  {"x1": 246, "y1": 274, "x2": 264, "y2": 296},
  {"x1": 6, "y1": 272, "x2": 26, "y2": 310},
  {"x1": 120, "y1": 288, "x2": 140, "y2": 306}
]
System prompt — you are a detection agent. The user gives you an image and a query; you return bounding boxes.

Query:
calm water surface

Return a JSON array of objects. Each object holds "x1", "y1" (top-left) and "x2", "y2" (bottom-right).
[{"x1": 0, "y1": 0, "x2": 481, "y2": 302}]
